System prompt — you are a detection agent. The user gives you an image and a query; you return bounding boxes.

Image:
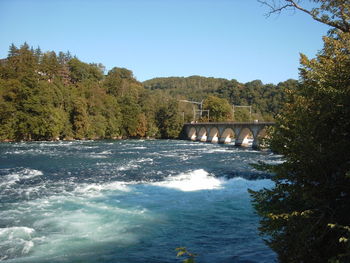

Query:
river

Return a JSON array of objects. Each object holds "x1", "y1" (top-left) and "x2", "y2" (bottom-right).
[{"x1": 0, "y1": 140, "x2": 278, "y2": 262}]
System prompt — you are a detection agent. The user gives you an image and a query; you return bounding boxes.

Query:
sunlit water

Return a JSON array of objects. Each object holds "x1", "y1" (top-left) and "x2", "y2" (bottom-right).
[{"x1": 0, "y1": 140, "x2": 278, "y2": 262}]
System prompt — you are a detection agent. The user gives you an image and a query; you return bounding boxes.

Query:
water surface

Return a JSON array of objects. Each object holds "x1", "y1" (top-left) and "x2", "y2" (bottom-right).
[{"x1": 0, "y1": 140, "x2": 278, "y2": 262}]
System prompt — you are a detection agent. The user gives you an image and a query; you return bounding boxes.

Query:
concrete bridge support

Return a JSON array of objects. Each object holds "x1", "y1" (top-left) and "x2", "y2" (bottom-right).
[
  {"x1": 188, "y1": 127, "x2": 197, "y2": 141},
  {"x1": 197, "y1": 127, "x2": 207, "y2": 142},
  {"x1": 207, "y1": 127, "x2": 219, "y2": 143},
  {"x1": 219, "y1": 128, "x2": 234, "y2": 144},
  {"x1": 181, "y1": 122, "x2": 274, "y2": 149},
  {"x1": 235, "y1": 128, "x2": 251, "y2": 146}
]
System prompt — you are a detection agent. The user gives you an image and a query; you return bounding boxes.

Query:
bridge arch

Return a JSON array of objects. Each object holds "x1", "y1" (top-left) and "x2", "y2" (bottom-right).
[
  {"x1": 197, "y1": 127, "x2": 207, "y2": 142},
  {"x1": 188, "y1": 127, "x2": 197, "y2": 141},
  {"x1": 182, "y1": 122, "x2": 274, "y2": 149},
  {"x1": 257, "y1": 128, "x2": 267, "y2": 137},
  {"x1": 236, "y1": 127, "x2": 253, "y2": 146},
  {"x1": 207, "y1": 127, "x2": 219, "y2": 143},
  {"x1": 252, "y1": 127, "x2": 268, "y2": 149},
  {"x1": 219, "y1": 128, "x2": 235, "y2": 144}
]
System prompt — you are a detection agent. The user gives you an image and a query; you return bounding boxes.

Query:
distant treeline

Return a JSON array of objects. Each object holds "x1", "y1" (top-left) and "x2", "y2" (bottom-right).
[
  {"x1": 144, "y1": 76, "x2": 298, "y2": 121},
  {"x1": 0, "y1": 43, "x2": 296, "y2": 141}
]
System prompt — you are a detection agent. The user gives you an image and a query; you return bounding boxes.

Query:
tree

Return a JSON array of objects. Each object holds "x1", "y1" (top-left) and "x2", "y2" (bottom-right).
[
  {"x1": 135, "y1": 113, "x2": 148, "y2": 138},
  {"x1": 119, "y1": 95, "x2": 142, "y2": 137},
  {"x1": 8, "y1": 43, "x2": 19, "y2": 58},
  {"x1": 68, "y1": 58, "x2": 104, "y2": 83},
  {"x1": 104, "y1": 67, "x2": 142, "y2": 97},
  {"x1": 5, "y1": 43, "x2": 38, "y2": 86},
  {"x1": 250, "y1": 2, "x2": 350, "y2": 262},
  {"x1": 0, "y1": 79, "x2": 18, "y2": 140},
  {"x1": 156, "y1": 99, "x2": 183, "y2": 138},
  {"x1": 71, "y1": 97, "x2": 90, "y2": 139},
  {"x1": 40, "y1": 51, "x2": 60, "y2": 81},
  {"x1": 203, "y1": 95, "x2": 232, "y2": 122}
]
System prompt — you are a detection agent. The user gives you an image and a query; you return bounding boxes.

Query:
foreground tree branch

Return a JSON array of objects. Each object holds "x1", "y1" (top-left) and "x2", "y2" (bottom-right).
[{"x1": 258, "y1": 0, "x2": 350, "y2": 32}]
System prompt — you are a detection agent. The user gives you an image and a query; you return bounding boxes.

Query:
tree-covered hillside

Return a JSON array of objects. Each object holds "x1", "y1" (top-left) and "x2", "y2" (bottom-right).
[
  {"x1": 0, "y1": 43, "x2": 294, "y2": 141},
  {"x1": 0, "y1": 43, "x2": 183, "y2": 141},
  {"x1": 144, "y1": 76, "x2": 297, "y2": 121}
]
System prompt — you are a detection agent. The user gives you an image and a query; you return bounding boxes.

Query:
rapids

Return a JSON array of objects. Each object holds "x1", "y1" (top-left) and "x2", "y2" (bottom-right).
[{"x1": 0, "y1": 140, "x2": 278, "y2": 262}]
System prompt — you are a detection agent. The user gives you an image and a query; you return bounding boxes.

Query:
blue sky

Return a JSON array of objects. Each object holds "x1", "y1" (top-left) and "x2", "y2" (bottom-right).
[{"x1": 0, "y1": 0, "x2": 329, "y2": 83}]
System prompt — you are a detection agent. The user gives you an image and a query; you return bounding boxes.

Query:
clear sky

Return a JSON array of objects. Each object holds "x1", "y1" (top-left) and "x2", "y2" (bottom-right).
[{"x1": 0, "y1": 0, "x2": 329, "y2": 84}]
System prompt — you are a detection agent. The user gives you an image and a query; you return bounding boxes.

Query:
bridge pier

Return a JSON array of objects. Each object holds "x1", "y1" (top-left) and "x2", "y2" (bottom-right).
[
  {"x1": 207, "y1": 136, "x2": 219, "y2": 143},
  {"x1": 197, "y1": 127, "x2": 207, "y2": 142},
  {"x1": 198, "y1": 135, "x2": 207, "y2": 142},
  {"x1": 252, "y1": 138, "x2": 260, "y2": 149},
  {"x1": 219, "y1": 137, "x2": 231, "y2": 144},
  {"x1": 234, "y1": 138, "x2": 243, "y2": 147},
  {"x1": 182, "y1": 122, "x2": 274, "y2": 149},
  {"x1": 188, "y1": 127, "x2": 197, "y2": 141}
]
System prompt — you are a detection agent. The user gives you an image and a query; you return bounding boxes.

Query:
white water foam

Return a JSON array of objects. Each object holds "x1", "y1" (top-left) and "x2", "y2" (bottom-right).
[
  {"x1": 153, "y1": 169, "x2": 224, "y2": 192},
  {"x1": 0, "y1": 226, "x2": 36, "y2": 260},
  {"x1": 0, "y1": 175, "x2": 274, "y2": 262},
  {"x1": 132, "y1": 146, "x2": 146, "y2": 149},
  {"x1": 0, "y1": 226, "x2": 35, "y2": 238},
  {"x1": 74, "y1": 181, "x2": 132, "y2": 197},
  {"x1": 206, "y1": 148, "x2": 231, "y2": 153},
  {"x1": 0, "y1": 168, "x2": 43, "y2": 188},
  {"x1": 100, "y1": 150, "x2": 112, "y2": 155},
  {"x1": 89, "y1": 150, "x2": 113, "y2": 159},
  {"x1": 5, "y1": 149, "x2": 46, "y2": 155},
  {"x1": 151, "y1": 169, "x2": 275, "y2": 193},
  {"x1": 6, "y1": 192, "x2": 150, "y2": 260},
  {"x1": 135, "y1": 158, "x2": 153, "y2": 163},
  {"x1": 117, "y1": 161, "x2": 140, "y2": 171}
]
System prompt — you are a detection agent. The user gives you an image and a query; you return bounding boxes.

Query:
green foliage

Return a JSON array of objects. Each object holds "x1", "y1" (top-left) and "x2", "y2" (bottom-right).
[
  {"x1": 0, "y1": 42, "x2": 294, "y2": 141},
  {"x1": 104, "y1": 67, "x2": 142, "y2": 97},
  {"x1": 156, "y1": 99, "x2": 184, "y2": 138},
  {"x1": 250, "y1": 30, "x2": 350, "y2": 263},
  {"x1": 101, "y1": 95, "x2": 121, "y2": 138},
  {"x1": 144, "y1": 76, "x2": 296, "y2": 121},
  {"x1": 119, "y1": 95, "x2": 142, "y2": 137},
  {"x1": 68, "y1": 58, "x2": 104, "y2": 83},
  {"x1": 71, "y1": 97, "x2": 90, "y2": 139},
  {"x1": 0, "y1": 43, "x2": 293, "y2": 141},
  {"x1": 0, "y1": 43, "x2": 185, "y2": 141},
  {"x1": 203, "y1": 95, "x2": 232, "y2": 122}
]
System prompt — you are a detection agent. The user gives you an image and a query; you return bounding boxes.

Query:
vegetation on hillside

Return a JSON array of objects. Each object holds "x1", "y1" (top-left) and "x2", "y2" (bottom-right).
[
  {"x1": 251, "y1": 0, "x2": 350, "y2": 262},
  {"x1": 144, "y1": 76, "x2": 297, "y2": 122},
  {"x1": 0, "y1": 44, "x2": 184, "y2": 141},
  {"x1": 0, "y1": 43, "x2": 295, "y2": 141}
]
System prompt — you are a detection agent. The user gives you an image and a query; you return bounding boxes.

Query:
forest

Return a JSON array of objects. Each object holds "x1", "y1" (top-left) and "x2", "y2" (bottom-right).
[{"x1": 0, "y1": 43, "x2": 295, "y2": 141}]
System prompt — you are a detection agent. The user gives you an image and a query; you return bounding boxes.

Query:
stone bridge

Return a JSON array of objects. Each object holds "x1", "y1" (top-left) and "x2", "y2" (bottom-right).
[{"x1": 181, "y1": 122, "x2": 275, "y2": 149}]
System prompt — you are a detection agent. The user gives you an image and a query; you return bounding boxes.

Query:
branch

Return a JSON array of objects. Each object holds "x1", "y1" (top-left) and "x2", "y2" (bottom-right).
[
  {"x1": 258, "y1": 0, "x2": 350, "y2": 32},
  {"x1": 258, "y1": 0, "x2": 295, "y2": 16},
  {"x1": 339, "y1": 5, "x2": 350, "y2": 32}
]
